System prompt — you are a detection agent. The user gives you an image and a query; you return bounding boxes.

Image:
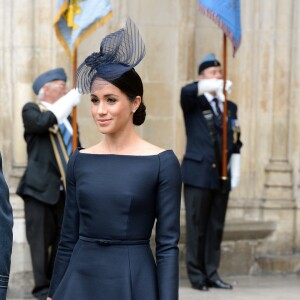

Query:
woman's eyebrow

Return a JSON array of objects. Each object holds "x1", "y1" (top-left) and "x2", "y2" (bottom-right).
[{"x1": 90, "y1": 93, "x2": 119, "y2": 98}]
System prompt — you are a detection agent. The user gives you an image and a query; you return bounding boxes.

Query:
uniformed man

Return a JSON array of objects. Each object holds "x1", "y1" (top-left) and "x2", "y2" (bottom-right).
[
  {"x1": 17, "y1": 68, "x2": 81, "y2": 300},
  {"x1": 180, "y1": 53, "x2": 242, "y2": 291}
]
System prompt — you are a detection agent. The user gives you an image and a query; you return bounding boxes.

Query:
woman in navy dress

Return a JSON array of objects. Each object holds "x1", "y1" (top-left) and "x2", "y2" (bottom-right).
[{"x1": 47, "y1": 18, "x2": 182, "y2": 300}]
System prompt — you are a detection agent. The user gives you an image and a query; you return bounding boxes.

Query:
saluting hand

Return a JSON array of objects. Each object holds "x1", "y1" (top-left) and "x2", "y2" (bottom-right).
[{"x1": 197, "y1": 79, "x2": 232, "y2": 97}]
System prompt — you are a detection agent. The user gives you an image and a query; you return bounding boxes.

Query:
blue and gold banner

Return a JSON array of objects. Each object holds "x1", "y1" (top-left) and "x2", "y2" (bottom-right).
[
  {"x1": 54, "y1": 0, "x2": 112, "y2": 58},
  {"x1": 198, "y1": 0, "x2": 242, "y2": 56}
]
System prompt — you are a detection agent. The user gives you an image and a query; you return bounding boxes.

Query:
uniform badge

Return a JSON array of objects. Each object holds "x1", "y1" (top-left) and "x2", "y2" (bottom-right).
[{"x1": 231, "y1": 119, "x2": 240, "y2": 143}]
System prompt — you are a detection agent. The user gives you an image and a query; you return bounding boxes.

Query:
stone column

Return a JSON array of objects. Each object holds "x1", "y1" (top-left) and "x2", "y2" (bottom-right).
[
  {"x1": 176, "y1": 0, "x2": 198, "y2": 277},
  {"x1": 8, "y1": 0, "x2": 36, "y2": 291},
  {"x1": 176, "y1": 0, "x2": 197, "y2": 160},
  {"x1": 262, "y1": 0, "x2": 296, "y2": 254},
  {"x1": 12, "y1": 0, "x2": 35, "y2": 167},
  {"x1": 290, "y1": 0, "x2": 300, "y2": 254}
]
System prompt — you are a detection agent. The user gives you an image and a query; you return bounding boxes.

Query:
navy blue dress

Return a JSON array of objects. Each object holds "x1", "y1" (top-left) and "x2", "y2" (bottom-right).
[{"x1": 48, "y1": 149, "x2": 182, "y2": 300}]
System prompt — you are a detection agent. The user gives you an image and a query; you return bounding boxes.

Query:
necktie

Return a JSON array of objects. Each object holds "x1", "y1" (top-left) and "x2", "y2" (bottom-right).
[
  {"x1": 212, "y1": 98, "x2": 222, "y2": 116},
  {"x1": 59, "y1": 123, "x2": 72, "y2": 156}
]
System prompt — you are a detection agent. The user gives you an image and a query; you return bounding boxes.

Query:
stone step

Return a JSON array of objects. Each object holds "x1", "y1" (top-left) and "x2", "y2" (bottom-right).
[
  {"x1": 179, "y1": 219, "x2": 276, "y2": 243},
  {"x1": 179, "y1": 220, "x2": 277, "y2": 277},
  {"x1": 223, "y1": 220, "x2": 276, "y2": 241},
  {"x1": 255, "y1": 254, "x2": 300, "y2": 274}
]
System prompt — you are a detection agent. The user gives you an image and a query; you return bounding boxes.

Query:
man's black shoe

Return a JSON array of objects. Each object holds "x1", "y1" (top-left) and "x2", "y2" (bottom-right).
[
  {"x1": 191, "y1": 283, "x2": 209, "y2": 291},
  {"x1": 208, "y1": 279, "x2": 233, "y2": 289}
]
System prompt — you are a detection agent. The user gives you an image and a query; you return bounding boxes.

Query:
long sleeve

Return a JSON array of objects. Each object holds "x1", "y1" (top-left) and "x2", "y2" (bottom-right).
[
  {"x1": 22, "y1": 102, "x2": 57, "y2": 134},
  {"x1": 155, "y1": 151, "x2": 182, "y2": 300},
  {"x1": 180, "y1": 82, "x2": 199, "y2": 113},
  {"x1": 0, "y1": 153, "x2": 13, "y2": 300},
  {"x1": 48, "y1": 151, "x2": 80, "y2": 297}
]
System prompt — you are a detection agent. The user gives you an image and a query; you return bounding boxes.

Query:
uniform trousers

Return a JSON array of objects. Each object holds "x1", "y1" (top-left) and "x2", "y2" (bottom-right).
[
  {"x1": 24, "y1": 192, "x2": 65, "y2": 299},
  {"x1": 184, "y1": 184, "x2": 229, "y2": 285}
]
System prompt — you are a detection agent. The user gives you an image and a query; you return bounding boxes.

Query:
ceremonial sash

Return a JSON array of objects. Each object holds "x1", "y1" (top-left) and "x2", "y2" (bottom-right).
[{"x1": 39, "y1": 104, "x2": 69, "y2": 190}]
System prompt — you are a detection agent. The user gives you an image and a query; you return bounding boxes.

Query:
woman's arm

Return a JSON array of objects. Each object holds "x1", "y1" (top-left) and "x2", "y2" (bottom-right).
[
  {"x1": 47, "y1": 151, "x2": 80, "y2": 297},
  {"x1": 155, "y1": 151, "x2": 182, "y2": 300}
]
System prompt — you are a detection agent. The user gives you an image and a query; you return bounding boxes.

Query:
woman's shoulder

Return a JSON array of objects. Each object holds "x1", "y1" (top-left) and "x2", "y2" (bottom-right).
[
  {"x1": 157, "y1": 150, "x2": 182, "y2": 184},
  {"x1": 78, "y1": 146, "x2": 93, "y2": 154},
  {"x1": 157, "y1": 149, "x2": 180, "y2": 164},
  {"x1": 137, "y1": 141, "x2": 165, "y2": 156},
  {"x1": 68, "y1": 148, "x2": 80, "y2": 163}
]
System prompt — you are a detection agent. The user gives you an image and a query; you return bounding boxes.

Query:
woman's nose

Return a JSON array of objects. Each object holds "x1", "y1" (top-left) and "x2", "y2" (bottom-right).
[{"x1": 97, "y1": 101, "x2": 107, "y2": 114}]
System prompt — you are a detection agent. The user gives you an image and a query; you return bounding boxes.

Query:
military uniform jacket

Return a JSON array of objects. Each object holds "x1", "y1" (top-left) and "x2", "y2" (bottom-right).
[
  {"x1": 180, "y1": 81, "x2": 242, "y2": 191},
  {"x1": 17, "y1": 102, "x2": 79, "y2": 205}
]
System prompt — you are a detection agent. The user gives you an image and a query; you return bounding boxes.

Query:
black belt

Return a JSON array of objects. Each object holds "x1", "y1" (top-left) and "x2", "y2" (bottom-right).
[{"x1": 79, "y1": 235, "x2": 150, "y2": 246}]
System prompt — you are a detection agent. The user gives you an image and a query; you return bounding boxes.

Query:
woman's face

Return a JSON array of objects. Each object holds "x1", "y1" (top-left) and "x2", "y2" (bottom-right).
[{"x1": 90, "y1": 78, "x2": 140, "y2": 135}]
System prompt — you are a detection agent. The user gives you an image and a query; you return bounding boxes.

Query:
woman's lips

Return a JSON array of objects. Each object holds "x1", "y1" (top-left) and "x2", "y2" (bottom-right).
[{"x1": 98, "y1": 118, "x2": 112, "y2": 125}]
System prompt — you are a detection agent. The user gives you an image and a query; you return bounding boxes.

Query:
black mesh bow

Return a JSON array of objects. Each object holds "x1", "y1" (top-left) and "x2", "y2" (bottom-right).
[{"x1": 76, "y1": 18, "x2": 146, "y2": 94}]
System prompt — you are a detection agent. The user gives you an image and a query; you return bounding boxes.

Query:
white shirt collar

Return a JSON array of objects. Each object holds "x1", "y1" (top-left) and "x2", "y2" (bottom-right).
[
  {"x1": 204, "y1": 92, "x2": 223, "y2": 114},
  {"x1": 40, "y1": 100, "x2": 52, "y2": 109},
  {"x1": 204, "y1": 92, "x2": 215, "y2": 103}
]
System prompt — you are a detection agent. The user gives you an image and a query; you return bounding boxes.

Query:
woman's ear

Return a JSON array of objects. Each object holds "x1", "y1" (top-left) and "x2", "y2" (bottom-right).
[{"x1": 132, "y1": 96, "x2": 142, "y2": 112}]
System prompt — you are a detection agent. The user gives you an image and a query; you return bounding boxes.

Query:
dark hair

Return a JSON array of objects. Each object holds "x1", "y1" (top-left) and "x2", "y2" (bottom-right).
[{"x1": 111, "y1": 68, "x2": 146, "y2": 126}]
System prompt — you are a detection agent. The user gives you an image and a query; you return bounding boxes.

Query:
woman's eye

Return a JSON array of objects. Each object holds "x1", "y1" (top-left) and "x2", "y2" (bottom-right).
[
  {"x1": 91, "y1": 98, "x2": 99, "y2": 104},
  {"x1": 107, "y1": 98, "x2": 117, "y2": 104}
]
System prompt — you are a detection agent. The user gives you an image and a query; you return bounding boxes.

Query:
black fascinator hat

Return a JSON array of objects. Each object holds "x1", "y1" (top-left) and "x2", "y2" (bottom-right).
[{"x1": 76, "y1": 18, "x2": 146, "y2": 94}]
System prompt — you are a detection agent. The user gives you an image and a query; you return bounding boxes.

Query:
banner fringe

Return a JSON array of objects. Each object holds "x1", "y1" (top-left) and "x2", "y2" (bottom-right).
[{"x1": 199, "y1": 3, "x2": 241, "y2": 56}]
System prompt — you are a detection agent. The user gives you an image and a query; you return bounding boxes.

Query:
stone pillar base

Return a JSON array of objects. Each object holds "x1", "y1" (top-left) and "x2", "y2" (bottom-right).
[
  {"x1": 261, "y1": 161, "x2": 296, "y2": 254},
  {"x1": 263, "y1": 161, "x2": 294, "y2": 207}
]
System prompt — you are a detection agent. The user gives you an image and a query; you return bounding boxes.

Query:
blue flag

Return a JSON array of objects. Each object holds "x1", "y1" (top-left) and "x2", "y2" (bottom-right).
[
  {"x1": 198, "y1": 0, "x2": 241, "y2": 56},
  {"x1": 54, "y1": 0, "x2": 112, "y2": 58}
]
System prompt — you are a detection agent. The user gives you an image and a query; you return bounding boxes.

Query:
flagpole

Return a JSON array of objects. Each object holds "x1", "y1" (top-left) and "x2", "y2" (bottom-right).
[
  {"x1": 54, "y1": 2, "x2": 113, "y2": 154},
  {"x1": 221, "y1": 33, "x2": 228, "y2": 180},
  {"x1": 72, "y1": 47, "x2": 78, "y2": 152}
]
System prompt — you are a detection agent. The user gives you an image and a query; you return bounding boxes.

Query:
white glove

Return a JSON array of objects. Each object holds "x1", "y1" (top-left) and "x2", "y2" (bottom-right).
[
  {"x1": 198, "y1": 79, "x2": 232, "y2": 97},
  {"x1": 223, "y1": 79, "x2": 232, "y2": 94},
  {"x1": 49, "y1": 89, "x2": 81, "y2": 123},
  {"x1": 229, "y1": 153, "x2": 241, "y2": 189},
  {"x1": 216, "y1": 80, "x2": 232, "y2": 102},
  {"x1": 197, "y1": 79, "x2": 221, "y2": 96},
  {"x1": 216, "y1": 90, "x2": 226, "y2": 102}
]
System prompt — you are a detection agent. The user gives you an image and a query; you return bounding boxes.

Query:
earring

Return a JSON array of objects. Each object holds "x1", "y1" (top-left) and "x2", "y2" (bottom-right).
[{"x1": 132, "y1": 110, "x2": 136, "y2": 113}]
